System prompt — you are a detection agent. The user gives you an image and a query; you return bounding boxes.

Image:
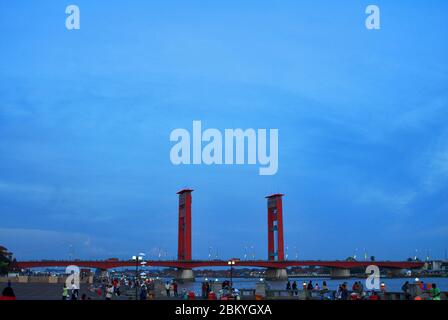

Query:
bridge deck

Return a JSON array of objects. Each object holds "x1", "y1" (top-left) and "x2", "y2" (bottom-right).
[{"x1": 16, "y1": 260, "x2": 425, "y2": 270}]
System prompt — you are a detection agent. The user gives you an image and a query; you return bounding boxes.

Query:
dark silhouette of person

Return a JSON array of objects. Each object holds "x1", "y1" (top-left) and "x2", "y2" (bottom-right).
[{"x1": 0, "y1": 286, "x2": 16, "y2": 300}]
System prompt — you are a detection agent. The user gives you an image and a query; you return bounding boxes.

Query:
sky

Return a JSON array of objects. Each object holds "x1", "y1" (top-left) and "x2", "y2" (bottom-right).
[{"x1": 0, "y1": 0, "x2": 447, "y2": 262}]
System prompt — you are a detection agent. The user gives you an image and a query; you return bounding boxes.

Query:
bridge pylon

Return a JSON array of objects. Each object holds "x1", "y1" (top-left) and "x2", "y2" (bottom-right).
[
  {"x1": 176, "y1": 189, "x2": 195, "y2": 282},
  {"x1": 266, "y1": 194, "x2": 288, "y2": 280}
]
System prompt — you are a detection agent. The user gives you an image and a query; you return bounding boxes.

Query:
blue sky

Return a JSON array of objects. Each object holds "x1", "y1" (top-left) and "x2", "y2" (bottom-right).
[{"x1": 0, "y1": 1, "x2": 447, "y2": 261}]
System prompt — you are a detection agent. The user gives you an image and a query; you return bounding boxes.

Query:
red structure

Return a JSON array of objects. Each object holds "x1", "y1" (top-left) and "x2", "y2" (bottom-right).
[
  {"x1": 177, "y1": 189, "x2": 193, "y2": 261},
  {"x1": 266, "y1": 194, "x2": 285, "y2": 261},
  {"x1": 14, "y1": 189, "x2": 426, "y2": 277},
  {"x1": 16, "y1": 260, "x2": 425, "y2": 270}
]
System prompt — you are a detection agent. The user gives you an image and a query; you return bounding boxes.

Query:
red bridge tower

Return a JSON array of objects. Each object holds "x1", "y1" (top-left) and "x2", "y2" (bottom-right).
[
  {"x1": 177, "y1": 189, "x2": 193, "y2": 261},
  {"x1": 266, "y1": 194, "x2": 285, "y2": 261}
]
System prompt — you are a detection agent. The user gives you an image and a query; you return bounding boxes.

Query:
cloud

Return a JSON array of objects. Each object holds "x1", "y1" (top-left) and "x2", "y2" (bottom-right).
[
  {"x1": 355, "y1": 188, "x2": 416, "y2": 215},
  {"x1": 0, "y1": 227, "x2": 121, "y2": 260},
  {"x1": 417, "y1": 131, "x2": 448, "y2": 194}
]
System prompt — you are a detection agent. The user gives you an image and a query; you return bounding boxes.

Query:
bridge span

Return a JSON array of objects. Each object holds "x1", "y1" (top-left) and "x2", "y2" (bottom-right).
[
  {"x1": 14, "y1": 190, "x2": 426, "y2": 280},
  {"x1": 16, "y1": 259, "x2": 424, "y2": 271}
]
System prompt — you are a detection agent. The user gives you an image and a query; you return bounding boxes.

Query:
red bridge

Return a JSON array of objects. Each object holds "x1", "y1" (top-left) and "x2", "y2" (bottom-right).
[
  {"x1": 16, "y1": 190, "x2": 425, "y2": 279},
  {"x1": 16, "y1": 259, "x2": 424, "y2": 270}
]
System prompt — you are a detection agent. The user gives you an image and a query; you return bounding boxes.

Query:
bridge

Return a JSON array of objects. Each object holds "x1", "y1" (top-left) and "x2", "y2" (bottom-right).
[
  {"x1": 16, "y1": 259, "x2": 424, "y2": 270},
  {"x1": 16, "y1": 189, "x2": 425, "y2": 280}
]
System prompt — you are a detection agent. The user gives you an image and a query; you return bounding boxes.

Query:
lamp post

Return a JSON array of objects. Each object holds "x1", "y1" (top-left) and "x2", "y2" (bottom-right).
[
  {"x1": 227, "y1": 260, "x2": 236, "y2": 289},
  {"x1": 132, "y1": 253, "x2": 145, "y2": 300}
]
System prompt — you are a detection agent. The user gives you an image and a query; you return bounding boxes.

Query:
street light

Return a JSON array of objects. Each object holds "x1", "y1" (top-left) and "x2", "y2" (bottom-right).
[
  {"x1": 227, "y1": 260, "x2": 236, "y2": 289},
  {"x1": 132, "y1": 253, "x2": 145, "y2": 300}
]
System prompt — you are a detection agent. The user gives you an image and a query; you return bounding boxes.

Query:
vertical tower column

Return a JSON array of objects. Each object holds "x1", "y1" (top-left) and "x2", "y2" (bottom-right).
[
  {"x1": 177, "y1": 189, "x2": 193, "y2": 261},
  {"x1": 266, "y1": 194, "x2": 285, "y2": 261}
]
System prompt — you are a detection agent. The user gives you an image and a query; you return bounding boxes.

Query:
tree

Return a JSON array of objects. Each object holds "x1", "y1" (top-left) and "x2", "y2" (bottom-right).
[{"x1": 0, "y1": 248, "x2": 12, "y2": 275}]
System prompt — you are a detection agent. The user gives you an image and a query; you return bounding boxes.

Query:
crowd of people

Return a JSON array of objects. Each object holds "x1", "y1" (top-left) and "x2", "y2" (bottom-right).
[
  {"x1": 283, "y1": 279, "x2": 443, "y2": 300},
  {"x1": 0, "y1": 276, "x2": 444, "y2": 300}
]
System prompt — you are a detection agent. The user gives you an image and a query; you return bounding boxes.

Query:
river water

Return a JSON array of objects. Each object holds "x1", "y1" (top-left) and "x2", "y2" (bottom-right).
[{"x1": 175, "y1": 277, "x2": 448, "y2": 295}]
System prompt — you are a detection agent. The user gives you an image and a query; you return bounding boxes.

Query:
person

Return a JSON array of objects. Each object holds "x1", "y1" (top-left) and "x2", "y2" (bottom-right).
[
  {"x1": 97, "y1": 286, "x2": 102, "y2": 297},
  {"x1": 292, "y1": 281, "x2": 298, "y2": 296},
  {"x1": 418, "y1": 280, "x2": 425, "y2": 291},
  {"x1": 173, "y1": 281, "x2": 178, "y2": 297},
  {"x1": 335, "y1": 285, "x2": 342, "y2": 300},
  {"x1": 140, "y1": 285, "x2": 147, "y2": 300},
  {"x1": 369, "y1": 291, "x2": 380, "y2": 300},
  {"x1": 206, "y1": 282, "x2": 210, "y2": 295},
  {"x1": 105, "y1": 285, "x2": 113, "y2": 300},
  {"x1": 401, "y1": 281, "x2": 410, "y2": 300},
  {"x1": 201, "y1": 282, "x2": 207, "y2": 298},
  {"x1": 0, "y1": 286, "x2": 16, "y2": 300},
  {"x1": 340, "y1": 283, "x2": 349, "y2": 300},
  {"x1": 165, "y1": 281, "x2": 171, "y2": 297},
  {"x1": 62, "y1": 283, "x2": 69, "y2": 300},
  {"x1": 71, "y1": 283, "x2": 79, "y2": 300},
  {"x1": 286, "y1": 280, "x2": 291, "y2": 291},
  {"x1": 322, "y1": 281, "x2": 328, "y2": 292},
  {"x1": 357, "y1": 282, "x2": 364, "y2": 294},
  {"x1": 207, "y1": 290, "x2": 217, "y2": 300},
  {"x1": 430, "y1": 283, "x2": 441, "y2": 301},
  {"x1": 307, "y1": 281, "x2": 313, "y2": 291}
]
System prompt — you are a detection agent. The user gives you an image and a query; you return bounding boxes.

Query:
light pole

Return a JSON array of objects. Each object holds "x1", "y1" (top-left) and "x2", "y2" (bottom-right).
[
  {"x1": 132, "y1": 253, "x2": 145, "y2": 300},
  {"x1": 227, "y1": 260, "x2": 236, "y2": 289}
]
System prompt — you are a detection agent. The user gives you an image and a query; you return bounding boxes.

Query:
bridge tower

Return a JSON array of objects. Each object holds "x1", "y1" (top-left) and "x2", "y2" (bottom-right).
[
  {"x1": 177, "y1": 189, "x2": 193, "y2": 261},
  {"x1": 266, "y1": 193, "x2": 288, "y2": 281},
  {"x1": 266, "y1": 194, "x2": 285, "y2": 261},
  {"x1": 176, "y1": 189, "x2": 195, "y2": 282}
]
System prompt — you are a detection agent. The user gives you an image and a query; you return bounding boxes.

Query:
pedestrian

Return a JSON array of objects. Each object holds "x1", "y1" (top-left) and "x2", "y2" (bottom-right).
[
  {"x1": 0, "y1": 287, "x2": 16, "y2": 300},
  {"x1": 340, "y1": 283, "x2": 349, "y2": 300},
  {"x1": 430, "y1": 283, "x2": 441, "y2": 301},
  {"x1": 358, "y1": 281, "x2": 364, "y2": 294},
  {"x1": 368, "y1": 291, "x2": 380, "y2": 300},
  {"x1": 62, "y1": 283, "x2": 69, "y2": 300},
  {"x1": 292, "y1": 281, "x2": 298, "y2": 295},
  {"x1": 97, "y1": 286, "x2": 102, "y2": 297},
  {"x1": 201, "y1": 282, "x2": 207, "y2": 298},
  {"x1": 173, "y1": 281, "x2": 178, "y2": 297},
  {"x1": 401, "y1": 281, "x2": 410, "y2": 300},
  {"x1": 335, "y1": 285, "x2": 342, "y2": 300},
  {"x1": 140, "y1": 285, "x2": 147, "y2": 300},
  {"x1": 307, "y1": 281, "x2": 313, "y2": 291},
  {"x1": 286, "y1": 280, "x2": 291, "y2": 291},
  {"x1": 71, "y1": 282, "x2": 79, "y2": 300},
  {"x1": 105, "y1": 285, "x2": 113, "y2": 300},
  {"x1": 165, "y1": 281, "x2": 171, "y2": 297},
  {"x1": 322, "y1": 281, "x2": 328, "y2": 292}
]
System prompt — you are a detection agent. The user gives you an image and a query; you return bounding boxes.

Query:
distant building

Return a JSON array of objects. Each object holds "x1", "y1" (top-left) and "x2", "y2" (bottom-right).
[{"x1": 424, "y1": 260, "x2": 448, "y2": 272}]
